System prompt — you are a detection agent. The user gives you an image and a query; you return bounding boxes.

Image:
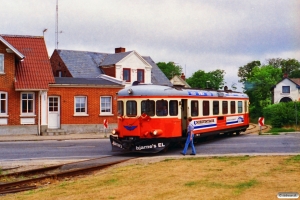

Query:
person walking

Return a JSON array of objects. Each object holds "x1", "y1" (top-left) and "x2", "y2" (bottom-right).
[{"x1": 181, "y1": 117, "x2": 196, "y2": 155}]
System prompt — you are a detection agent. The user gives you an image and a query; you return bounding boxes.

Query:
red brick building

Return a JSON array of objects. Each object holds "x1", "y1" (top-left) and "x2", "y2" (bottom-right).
[
  {"x1": 0, "y1": 35, "x2": 54, "y2": 135},
  {"x1": 0, "y1": 34, "x2": 171, "y2": 135}
]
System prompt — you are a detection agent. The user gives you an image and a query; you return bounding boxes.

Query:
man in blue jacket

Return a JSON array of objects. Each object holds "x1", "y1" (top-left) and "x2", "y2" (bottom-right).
[{"x1": 181, "y1": 117, "x2": 196, "y2": 155}]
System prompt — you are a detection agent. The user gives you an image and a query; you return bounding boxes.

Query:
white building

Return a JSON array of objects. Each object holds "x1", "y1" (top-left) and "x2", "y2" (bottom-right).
[{"x1": 271, "y1": 77, "x2": 300, "y2": 103}]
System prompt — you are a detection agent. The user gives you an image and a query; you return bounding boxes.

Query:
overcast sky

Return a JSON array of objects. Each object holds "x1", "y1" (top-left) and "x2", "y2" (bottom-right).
[{"x1": 1, "y1": 0, "x2": 300, "y2": 91}]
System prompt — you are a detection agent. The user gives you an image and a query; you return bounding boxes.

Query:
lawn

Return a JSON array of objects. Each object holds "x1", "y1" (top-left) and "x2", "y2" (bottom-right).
[{"x1": 2, "y1": 155, "x2": 300, "y2": 200}]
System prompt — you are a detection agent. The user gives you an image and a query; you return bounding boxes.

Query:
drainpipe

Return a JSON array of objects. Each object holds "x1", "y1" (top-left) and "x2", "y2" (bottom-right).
[{"x1": 38, "y1": 90, "x2": 41, "y2": 136}]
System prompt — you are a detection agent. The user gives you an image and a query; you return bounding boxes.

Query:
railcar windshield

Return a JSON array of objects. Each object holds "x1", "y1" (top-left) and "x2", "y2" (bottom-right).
[
  {"x1": 126, "y1": 101, "x2": 137, "y2": 116},
  {"x1": 141, "y1": 100, "x2": 155, "y2": 116},
  {"x1": 156, "y1": 100, "x2": 168, "y2": 116},
  {"x1": 117, "y1": 101, "x2": 124, "y2": 116}
]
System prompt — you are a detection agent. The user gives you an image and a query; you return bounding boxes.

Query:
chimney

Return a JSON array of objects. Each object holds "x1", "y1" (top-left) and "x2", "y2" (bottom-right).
[
  {"x1": 115, "y1": 47, "x2": 126, "y2": 53},
  {"x1": 283, "y1": 73, "x2": 288, "y2": 78},
  {"x1": 181, "y1": 73, "x2": 185, "y2": 80}
]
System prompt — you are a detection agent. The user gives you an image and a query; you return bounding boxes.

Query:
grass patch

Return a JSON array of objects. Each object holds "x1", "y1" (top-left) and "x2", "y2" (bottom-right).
[
  {"x1": 286, "y1": 155, "x2": 300, "y2": 163},
  {"x1": 268, "y1": 127, "x2": 295, "y2": 133},
  {"x1": 234, "y1": 179, "x2": 259, "y2": 194},
  {"x1": 162, "y1": 158, "x2": 175, "y2": 162},
  {"x1": 184, "y1": 181, "x2": 198, "y2": 187}
]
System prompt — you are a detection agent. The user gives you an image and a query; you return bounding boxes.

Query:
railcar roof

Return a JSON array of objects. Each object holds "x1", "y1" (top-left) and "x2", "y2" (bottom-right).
[{"x1": 117, "y1": 85, "x2": 248, "y2": 98}]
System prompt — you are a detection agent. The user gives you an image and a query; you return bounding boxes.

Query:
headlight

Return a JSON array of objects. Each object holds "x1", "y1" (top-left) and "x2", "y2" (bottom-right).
[
  {"x1": 151, "y1": 129, "x2": 163, "y2": 136},
  {"x1": 112, "y1": 129, "x2": 119, "y2": 135}
]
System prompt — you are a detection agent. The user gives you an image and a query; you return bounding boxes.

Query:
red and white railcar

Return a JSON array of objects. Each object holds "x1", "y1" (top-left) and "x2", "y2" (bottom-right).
[{"x1": 110, "y1": 84, "x2": 249, "y2": 153}]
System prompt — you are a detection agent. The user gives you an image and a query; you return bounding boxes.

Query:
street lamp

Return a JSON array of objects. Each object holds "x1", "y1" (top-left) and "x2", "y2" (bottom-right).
[
  {"x1": 43, "y1": 29, "x2": 47, "y2": 37},
  {"x1": 206, "y1": 80, "x2": 210, "y2": 88}
]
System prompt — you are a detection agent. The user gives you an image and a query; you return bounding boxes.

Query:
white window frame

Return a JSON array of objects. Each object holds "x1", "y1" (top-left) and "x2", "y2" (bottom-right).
[
  {"x1": 0, "y1": 91, "x2": 8, "y2": 116},
  {"x1": 21, "y1": 92, "x2": 35, "y2": 116},
  {"x1": 0, "y1": 54, "x2": 4, "y2": 73},
  {"x1": 100, "y1": 96, "x2": 113, "y2": 116},
  {"x1": 74, "y1": 96, "x2": 88, "y2": 116}
]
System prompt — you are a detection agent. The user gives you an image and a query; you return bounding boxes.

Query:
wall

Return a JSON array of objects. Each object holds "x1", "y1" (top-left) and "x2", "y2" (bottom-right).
[
  {"x1": 273, "y1": 79, "x2": 299, "y2": 103},
  {"x1": 48, "y1": 86, "x2": 122, "y2": 134},
  {"x1": 50, "y1": 50, "x2": 72, "y2": 77},
  {"x1": 115, "y1": 52, "x2": 152, "y2": 87}
]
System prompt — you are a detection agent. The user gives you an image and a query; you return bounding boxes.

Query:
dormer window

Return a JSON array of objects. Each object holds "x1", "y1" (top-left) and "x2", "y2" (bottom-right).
[
  {"x1": 0, "y1": 54, "x2": 4, "y2": 73},
  {"x1": 123, "y1": 68, "x2": 131, "y2": 82},
  {"x1": 282, "y1": 86, "x2": 290, "y2": 93},
  {"x1": 137, "y1": 69, "x2": 144, "y2": 83}
]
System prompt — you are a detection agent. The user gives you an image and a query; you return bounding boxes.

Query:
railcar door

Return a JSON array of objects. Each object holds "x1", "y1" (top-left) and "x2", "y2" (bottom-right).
[{"x1": 181, "y1": 99, "x2": 188, "y2": 137}]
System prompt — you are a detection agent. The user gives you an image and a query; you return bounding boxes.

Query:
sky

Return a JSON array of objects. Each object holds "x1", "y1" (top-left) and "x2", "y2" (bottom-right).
[{"x1": 1, "y1": 0, "x2": 300, "y2": 91}]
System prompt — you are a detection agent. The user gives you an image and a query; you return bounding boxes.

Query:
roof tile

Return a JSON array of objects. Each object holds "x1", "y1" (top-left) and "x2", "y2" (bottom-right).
[{"x1": 1, "y1": 35, "x2": 55, "y2": 90}]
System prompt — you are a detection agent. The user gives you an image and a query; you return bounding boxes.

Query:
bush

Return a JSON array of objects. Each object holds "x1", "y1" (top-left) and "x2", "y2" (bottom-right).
[{"x1": 263, "y1": 102, "x2": 300, "y2": 128}]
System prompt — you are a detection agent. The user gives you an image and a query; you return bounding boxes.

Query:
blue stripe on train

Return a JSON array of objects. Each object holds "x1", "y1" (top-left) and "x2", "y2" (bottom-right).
[{"x1": 194, "y1": 124, "x2": 217, "y2": 129}]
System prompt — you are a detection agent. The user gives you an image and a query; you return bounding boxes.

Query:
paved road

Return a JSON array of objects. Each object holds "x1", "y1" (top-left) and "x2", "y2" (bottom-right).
[
  {"x1": 162, "y1": 133, "x2": 300, "y2": 156},
  {"x1": 0, "y1": 134, "x2": 299, "y2": 165}
]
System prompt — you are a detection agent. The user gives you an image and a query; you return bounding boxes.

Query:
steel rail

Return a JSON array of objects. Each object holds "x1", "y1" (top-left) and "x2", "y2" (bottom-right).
[{"x1": 0, "y1": 157, "x2": 135, "y2": 195}]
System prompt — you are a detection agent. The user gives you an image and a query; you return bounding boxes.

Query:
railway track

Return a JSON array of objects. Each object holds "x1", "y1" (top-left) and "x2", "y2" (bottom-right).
[
  {"x1": 0, "y1": 155, "x2": 136, "y2": 195},
  {"x1": 243, "y1": 123, "x2": 271, "y2": 134}
]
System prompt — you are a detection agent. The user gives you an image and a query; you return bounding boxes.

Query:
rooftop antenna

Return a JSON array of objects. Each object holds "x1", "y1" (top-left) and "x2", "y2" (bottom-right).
[
  {"x1": 55, "y1": 0, "x2": 58, "y2": 49},
  {"x1": 55, "y1": 0, "x2": 63, "y2": 49}
]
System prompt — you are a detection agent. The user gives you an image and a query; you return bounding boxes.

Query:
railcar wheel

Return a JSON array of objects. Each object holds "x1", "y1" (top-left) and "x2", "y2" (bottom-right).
[{"x1": 236, "y1": 131, "x2": 241, "y2": 136}]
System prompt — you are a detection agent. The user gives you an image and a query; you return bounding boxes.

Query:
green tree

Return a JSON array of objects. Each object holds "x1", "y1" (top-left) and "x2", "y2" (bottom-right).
[
  {"x1": 156, "y1": 62, "x2": 182, "y2": 79},
  {"x1": 186, "y1": 69, "x2": 225, "y2": 90},
  {"x1": 246, "y1": 65, "x2": 282, "y2": 118},
  {"x1": 237, "y1": 60, "x2": 261, "y2": 85},
  {"x1": 266, "y1": 58, "x2": 300, "y2": 77}
]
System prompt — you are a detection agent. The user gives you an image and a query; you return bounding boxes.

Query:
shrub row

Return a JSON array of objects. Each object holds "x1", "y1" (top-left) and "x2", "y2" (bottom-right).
[{"x1": 262, "y1": 102, "x2": 300, "y2": 128}]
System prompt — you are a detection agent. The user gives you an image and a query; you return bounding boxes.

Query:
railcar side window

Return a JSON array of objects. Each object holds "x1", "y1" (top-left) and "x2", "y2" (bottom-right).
[
  {"x1": 238, "y1": 101, "x2": 243, "y2": 113},
  {"x1": 245, "y1": 100, "x2": 248, "y2": 113},
  {"x1": 213, "y1": 101, "x2": 219, "y2": 115},
  {"x1": 222, "y1": 101, "x2": 228, "y2": 114},
  {"x1": 169, "y1": 100, "x2": 178, "y2": 116},
  {"x1": 230, "y1": 101, "x2": 236, "y2": 114},
  {"x1": 156, "y1": 100, "x2": 168, "y2": 116},
  {"x1": 141, "y1": 100, "x2": 155, "y2": 116},
  {"x1": 191, "y1": 100, "x2": 198, "y2": 116},
  {"x1": 117, "y1": 101, "x2": 124, "y2": 116},
  {"x1": 203, "y1": 100, "x2": 209, "y2": 116},
  {"x1": 126, "y1": 101, "x2": 137, "y2": 116}
]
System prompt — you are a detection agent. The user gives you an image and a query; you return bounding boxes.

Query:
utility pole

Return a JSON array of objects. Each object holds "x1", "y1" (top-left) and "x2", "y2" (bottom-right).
[{"x1": 55, "y1": 0, "x2": 58, "y2": 49}]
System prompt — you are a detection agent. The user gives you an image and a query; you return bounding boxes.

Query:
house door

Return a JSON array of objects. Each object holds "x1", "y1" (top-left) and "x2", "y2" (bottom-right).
[{"x1": 48, "y1": 96, "x2": 60, "y2": 129}]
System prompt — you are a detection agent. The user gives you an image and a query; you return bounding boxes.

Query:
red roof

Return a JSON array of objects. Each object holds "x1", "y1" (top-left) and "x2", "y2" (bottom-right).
[{"x1": 1, "y1": 35, "x2": 54, "y2": 90}]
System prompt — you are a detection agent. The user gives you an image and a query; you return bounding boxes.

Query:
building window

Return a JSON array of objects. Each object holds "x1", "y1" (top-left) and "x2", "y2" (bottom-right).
[
  {"x1": 21, "y1": 93, "x2": 35, "y2": 114},
  {"x1": 100, "y1": 96, "x2": 112, "y2": 114},
  {"x1": 57, "y1": 70, "x2": 62, "y2": 77},
  {"x1": 137, "y1": 69, "x2": 144, "y2": 83},
  {"x1": 0, "y1": 92, "x2": 7, "y2": 114},
  {"x1": 75, "y1": 96, "x2": 87, "y2": 114},
  {"x1": 123, "y1": 68, "x2": 131, "y2": 82},
  {"x1": 0, "y1": 54, "x2": 4, "y2": 73},
  {"x1": 282, "y1": 86, "x2": 290, "y2": 93}
]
